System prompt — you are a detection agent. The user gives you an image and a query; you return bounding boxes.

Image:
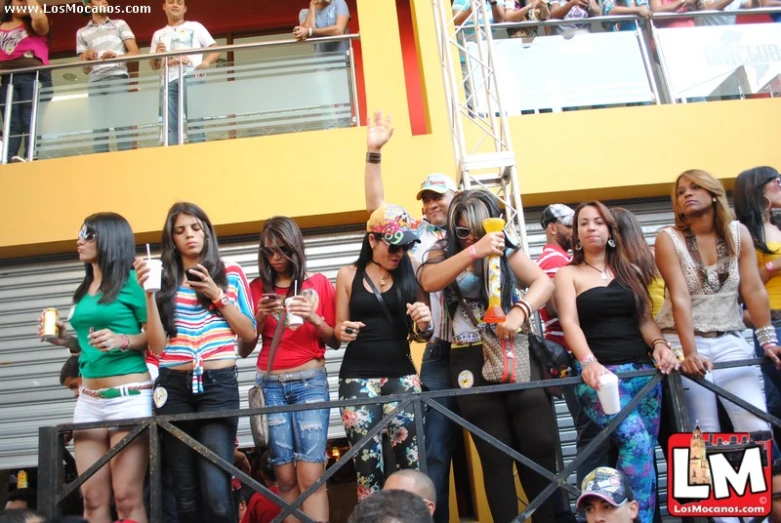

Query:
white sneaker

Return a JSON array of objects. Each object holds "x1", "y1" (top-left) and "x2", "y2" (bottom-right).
[{"x1": 11, "y1": 156, "x2": 28, "y2": 163}]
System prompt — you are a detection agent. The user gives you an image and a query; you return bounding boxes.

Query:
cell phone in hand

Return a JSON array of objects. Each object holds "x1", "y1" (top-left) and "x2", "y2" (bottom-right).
[
  {"x1": 262, "y1": 293, "x2": 280, "y2": 302},
  {"x1": 185, "y1": 269, "x2": 203, "y2": 282}
]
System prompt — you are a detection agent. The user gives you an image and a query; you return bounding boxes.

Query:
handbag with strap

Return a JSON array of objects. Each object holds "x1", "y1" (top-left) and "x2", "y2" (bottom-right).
[
  {"x1": 527, "y1": 322, "x2": 572, "y2": 398},
  {"x1": 453, "y1": 286, "x2": 531, "y2": 384},
  {"x1": 248, "y1": 289, "x2": 291, "y2": 449}
]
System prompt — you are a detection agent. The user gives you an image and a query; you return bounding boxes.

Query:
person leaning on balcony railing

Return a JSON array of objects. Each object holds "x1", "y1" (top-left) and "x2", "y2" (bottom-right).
[
  {"x1": 149, "y1": 0, "x2": 219, "y2": 146},
  {"x1": 334, "y1": 204, "x2": 432, "y2": 501},
  {"x1": 501, "y1": 0, "x2": 551, "y2": 38},
  {"x1": 134, "y1": 202, "x2": 257, "y2": 523},
  {"x1": 548, "y1": 0, "x2": 601, "y2": 35},
  {"x1": 554, "y1": 201, "x2": 679, "y2": 523},
  {"x1": 418, "y1": 189, "x2": 563, "y2": 523},
  {"x1": 294, "y1": 0, "x2": 351, "y2": 55},
  {"x1": 0, "y1": 0, "x2": 52, "y2": 163},
  {"x1": 236, "y1": 216, "x2": 340, "y2": 523},
  {"x1": 76, "y1": 0, "x2": 139, "y2": 154},
  {"x1": 650, "y1": 0, "x2": 697, "y2": 28},
  {"x1": 39, "y1": 213, "x2": 152, "y2": 523},
  {"x1": 694, "y1": 0, "x2": 754, "y2": 25},
  {"x1": 601, "y1": 0, "x2": 654, "y2": 31},
  {"x1": 654, "y1": 171, "x2": 778, "y2": 491}
]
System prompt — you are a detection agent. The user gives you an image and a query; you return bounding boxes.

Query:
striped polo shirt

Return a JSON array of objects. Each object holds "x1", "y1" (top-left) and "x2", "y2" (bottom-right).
[
  {"x1": 159, "y1": 262, "x2": 256, "y2": 393},
  {"x1": 76, "y1": 18, "x2": 135, "y2": 81},
  {"x1": 411, "y1": 219, "x2": 451, "y2": 342}
]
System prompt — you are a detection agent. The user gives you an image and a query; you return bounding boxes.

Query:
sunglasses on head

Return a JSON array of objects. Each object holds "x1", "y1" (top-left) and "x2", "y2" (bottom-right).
[
  {"x1": 455, "y1": 226, "x2": 472, "y2": 240},
  {"x1": 382, "y1": 239, "x2": 414, "y2": 254},
  {"x1": 78, "y1": 229, "x2": 97, "y2": 242},
  {"x1": 261, "y1": 245, "x2": 293, "y2": 258}
]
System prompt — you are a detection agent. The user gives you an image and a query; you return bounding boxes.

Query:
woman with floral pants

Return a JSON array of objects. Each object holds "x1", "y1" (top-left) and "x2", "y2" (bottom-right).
[{"x1": 334, "y1": 205, "x2": 432, "y2": 499}]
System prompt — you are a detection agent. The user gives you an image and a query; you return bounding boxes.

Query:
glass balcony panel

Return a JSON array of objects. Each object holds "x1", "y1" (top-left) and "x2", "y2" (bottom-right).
[
  {"x1": 466, "y1": 31, "x2": 656, "y2": 114},
  {"x1": 656, "y1": 23, "x2": 781, "y2": 101},
  {"x1": 0, "y1": 36, "x2": 358, "y2": 162}
]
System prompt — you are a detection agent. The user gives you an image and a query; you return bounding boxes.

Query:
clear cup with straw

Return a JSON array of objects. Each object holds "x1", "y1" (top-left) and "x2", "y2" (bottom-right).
[
  {"x1": 143, "y1": 243, "x2": 162, "y2": 293},
  {"x1": 285, "y1": 280, "x2": 304, "y2": 330}
]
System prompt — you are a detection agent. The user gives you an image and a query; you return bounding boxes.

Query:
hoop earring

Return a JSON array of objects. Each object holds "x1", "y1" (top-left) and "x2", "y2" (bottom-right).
[
  {"x1": 607, "y1": 238, "x2": 616, "y2": 248},
  {"x1": 764, "y1": 195, "x2": 772, "y2": 212},
  {"x1": 574, "y1": 240, "x2": 582, "y2": 251}
]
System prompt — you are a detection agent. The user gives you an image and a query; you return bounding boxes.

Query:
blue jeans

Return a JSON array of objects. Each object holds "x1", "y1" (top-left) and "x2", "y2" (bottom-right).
[
  {"x1": 0, "y1": 71, "x2": 52, "y2": 161},
  {"x1": 88, "y1": 74, "x2": 132, "y2": 153},
  {"x1": 155, "y1": 366, "x2": 239, "y2": 523},
  {"x1": 420, "y1": 340, "x2": 459, "y2": 523},
  {"x1": 256, "y1": 366, "x2": 330, "y2": 466},
  {"x1": 162, "y1": 75, "x2": 205, "y2": 146}
]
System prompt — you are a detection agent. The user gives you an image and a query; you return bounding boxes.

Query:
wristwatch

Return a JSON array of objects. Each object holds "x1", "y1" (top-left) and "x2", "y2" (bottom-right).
[
  {"x1": 213, "y1": 291, "x2": 230, "y2": 309},
  {"x1": 488, "y1": 0, "x2": 498, "y2": 5}
]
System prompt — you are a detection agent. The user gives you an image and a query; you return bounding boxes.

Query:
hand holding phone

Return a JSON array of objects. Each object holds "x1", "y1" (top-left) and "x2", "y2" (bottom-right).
[{"x1": 185, "y1": 268, "x2": 203, "y2": 282}]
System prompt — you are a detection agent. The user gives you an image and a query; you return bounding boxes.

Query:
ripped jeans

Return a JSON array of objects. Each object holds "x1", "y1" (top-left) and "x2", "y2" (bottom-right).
[{"x1": 256, "y1": 366, "x2": 331, "y2": 465}]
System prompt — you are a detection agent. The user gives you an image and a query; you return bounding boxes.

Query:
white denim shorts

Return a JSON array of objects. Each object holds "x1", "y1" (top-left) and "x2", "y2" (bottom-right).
[{"x1": 73, "y1": 381, "x2": 153, "y2": 427}]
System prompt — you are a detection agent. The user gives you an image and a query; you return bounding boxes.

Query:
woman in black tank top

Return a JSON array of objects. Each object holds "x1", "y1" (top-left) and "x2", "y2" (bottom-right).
[
  {"x1": 554, "y1": 201, "x2": 678, "y2": 523},
  {"x1": 334, "y1": 204, "x2": 432, "y2": 500}
]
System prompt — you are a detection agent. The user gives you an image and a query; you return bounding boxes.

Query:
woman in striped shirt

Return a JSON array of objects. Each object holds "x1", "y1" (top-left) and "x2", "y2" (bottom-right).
[{"x1": 135, "y1": 202, "x2": 256, "y2": 523}]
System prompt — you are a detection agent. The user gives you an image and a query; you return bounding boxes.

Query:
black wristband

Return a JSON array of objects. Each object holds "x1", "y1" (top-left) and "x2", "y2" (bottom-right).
[{"x1": 366, "y1": 152, "x2": 381, "y2": 164}]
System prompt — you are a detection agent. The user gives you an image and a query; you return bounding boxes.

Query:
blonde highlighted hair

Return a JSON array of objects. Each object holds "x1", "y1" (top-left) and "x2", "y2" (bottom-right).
[{"x1": 672, "y1": 169, "x2": 737, "y2": 257}]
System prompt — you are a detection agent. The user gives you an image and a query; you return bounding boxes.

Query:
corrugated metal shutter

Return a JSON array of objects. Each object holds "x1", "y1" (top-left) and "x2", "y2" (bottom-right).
[
  {"x1": 0, "y1": 197, "x2": 678, "y2": 497},
  {"x1": 0, "y1": 224, "x2": 365, "y2": 470}
]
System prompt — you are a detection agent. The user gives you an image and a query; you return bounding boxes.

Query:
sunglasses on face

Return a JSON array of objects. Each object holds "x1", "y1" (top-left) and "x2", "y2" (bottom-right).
[
  {"x1": 455, "y1": 226, "x2": 472, "y2": 240},
  {"x1": 261, "y1": 245, "x2": 293, "y2": 258},
  {"x1": 382, "y1": 240, "x2": 414, "y2": 254},
  {"x1": 78, "y1": 229, "x2": 97, "y2": 242}
]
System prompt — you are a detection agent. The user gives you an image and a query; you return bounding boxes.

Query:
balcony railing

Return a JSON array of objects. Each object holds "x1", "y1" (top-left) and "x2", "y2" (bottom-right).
[
  {"x1": 461, "y1": 8, "x2": 781, "y2": 114},
  {"x1": 35, "y1": 357, "x2": 780, "y2": 523},
  {"x1": 0, "y1": 34, "x2": 360, "y2": 164}
]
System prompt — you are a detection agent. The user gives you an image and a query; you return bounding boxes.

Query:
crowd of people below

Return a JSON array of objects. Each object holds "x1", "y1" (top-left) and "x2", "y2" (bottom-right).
[{"x1": 21, "y1": 110, "x2": 781, "y2": 523}]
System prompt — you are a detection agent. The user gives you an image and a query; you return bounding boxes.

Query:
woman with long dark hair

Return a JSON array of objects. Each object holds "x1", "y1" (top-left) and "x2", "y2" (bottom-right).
[
  {"x1": 40, "y1": 213, "x2": 150, "y2": 523},
  {"x1": 1, "y1": 0, "x2": 52, "y2": 162},
  {"x1": 555, "y1": 201, "x2": 678, "y2": 523},
  {"x1": 655, "y1": 170, "x2": 778, "y2": 456},
  {"x1": 238, "y1": 216, "x2": 338, "y2": 521},
  {"x1": 335, "y1": 204, "x2": 432, "y2": 500},
  {"x1": 734, "y1": 166, "x2": 781, "y2": 441},
  {"x1": 135, "y1": 202, "x2": 256, "y2": 523},
  {"x1": 419, "y1": 189, "x2": 560, "y2": 523}
]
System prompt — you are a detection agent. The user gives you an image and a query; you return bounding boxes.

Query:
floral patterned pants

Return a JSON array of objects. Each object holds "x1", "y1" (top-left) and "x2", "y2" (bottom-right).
[{"x1": 338, "y1": 374, "x2": 422, "y2": 500}]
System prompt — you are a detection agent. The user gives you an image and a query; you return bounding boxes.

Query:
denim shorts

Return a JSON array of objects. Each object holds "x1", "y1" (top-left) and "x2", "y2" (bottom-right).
[{"x1": 255, "y1": 366, "x2": 331, "y2": 466}]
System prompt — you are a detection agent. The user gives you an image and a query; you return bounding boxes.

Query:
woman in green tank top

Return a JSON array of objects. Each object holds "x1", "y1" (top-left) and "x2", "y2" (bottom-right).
[{"x1": 39, "y1": 212, "x2": 151, "y2": 523}]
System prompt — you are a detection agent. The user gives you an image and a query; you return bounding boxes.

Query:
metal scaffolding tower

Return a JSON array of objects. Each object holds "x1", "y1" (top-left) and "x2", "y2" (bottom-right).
[{"x1": 431, "y1": 0, "x2": 531, "y2": 253}]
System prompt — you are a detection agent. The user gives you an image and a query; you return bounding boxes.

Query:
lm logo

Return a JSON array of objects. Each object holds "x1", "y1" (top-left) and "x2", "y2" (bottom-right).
[{"x1": 667, "y1": 425, "x2": 772, "y2": 518}]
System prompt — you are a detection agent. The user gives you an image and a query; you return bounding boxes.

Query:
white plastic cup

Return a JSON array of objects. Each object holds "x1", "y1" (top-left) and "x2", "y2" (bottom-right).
[
  {"x1": 285, "y1": 297, "x2": 305, "y2": 329},
  {"x1": 597, "y1": 373, "x2": 621, "y2": 415},
  {"x1": 144, "y1": 259, "x2": 162, "y2": 293}
]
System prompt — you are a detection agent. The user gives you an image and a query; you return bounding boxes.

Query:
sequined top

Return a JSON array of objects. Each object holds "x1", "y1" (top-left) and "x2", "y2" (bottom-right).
[{"x1": 656, "y1": 221, "x2": 744, "y2": 333}]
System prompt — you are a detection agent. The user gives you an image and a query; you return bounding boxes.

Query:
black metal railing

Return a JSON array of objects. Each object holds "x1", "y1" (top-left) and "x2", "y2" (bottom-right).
[{"x1": 36, "y1": 356, "x2": 781, "y2": 523}]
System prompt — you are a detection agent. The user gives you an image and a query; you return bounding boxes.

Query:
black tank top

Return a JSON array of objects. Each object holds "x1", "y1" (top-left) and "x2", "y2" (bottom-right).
[
  {"x1": 576, "y1": 280, "x2": 652, "y2": 365},
  {"x1": 339, "y1": 269, "x2": 417, "y2": 379}
]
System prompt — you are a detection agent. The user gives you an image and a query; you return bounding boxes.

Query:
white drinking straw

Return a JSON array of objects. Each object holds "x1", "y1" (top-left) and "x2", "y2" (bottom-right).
[{"x1": 146, "y1": 243, "x2": 152, "y2": 260}]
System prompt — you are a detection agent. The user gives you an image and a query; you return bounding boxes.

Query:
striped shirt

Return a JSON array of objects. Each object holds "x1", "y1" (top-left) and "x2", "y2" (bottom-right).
[
  {"x1": 411, "y1": 219, "x2": 452, "y2": 342},
  {"x1": 159, "y1": 262, "x2": 256, "y2": 393},
  {"x1": 76, "y1": 18, "x2": 135, "y2": 81},
  {"x1": 535, "y1": 244, "x2": 572, "y2": 347}
]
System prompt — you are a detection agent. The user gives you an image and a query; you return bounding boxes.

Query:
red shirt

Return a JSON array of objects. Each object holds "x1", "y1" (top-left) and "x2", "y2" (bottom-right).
[
  {"x1": 535, "y1": 243, "x2": 572, "y2": 348},
  {"x1": 240, "y1": 487, "x2": 281, "y2": 523},
  {"x1": 249, "y1": 273, "x2": 336, "y2": 371}
]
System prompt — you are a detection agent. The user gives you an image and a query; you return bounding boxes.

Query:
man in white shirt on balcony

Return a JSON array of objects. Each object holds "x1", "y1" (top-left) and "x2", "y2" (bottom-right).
[
  {"x1": 150, "y1": 0, "x2": 219, "y2": 146},
  {"x1": 77, "y1": 0, "x2": 139, "y2": 154},
  {"x1": 293, "y1": 0, "x2": 351, "y2": 55}
]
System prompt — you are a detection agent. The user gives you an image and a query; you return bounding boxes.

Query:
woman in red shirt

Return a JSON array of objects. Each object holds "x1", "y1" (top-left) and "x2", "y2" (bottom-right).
[{"x1": 240, "y1": 216, "x2": 339, "y2": 523}]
